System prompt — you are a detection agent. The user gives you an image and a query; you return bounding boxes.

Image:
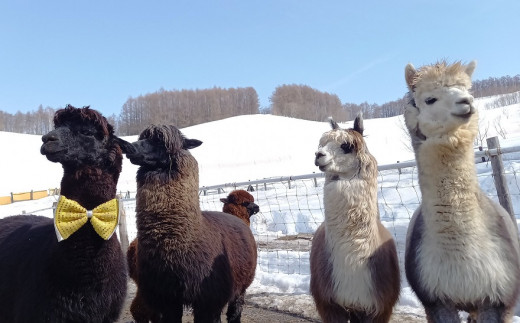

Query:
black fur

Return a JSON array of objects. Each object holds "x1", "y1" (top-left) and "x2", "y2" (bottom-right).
[
  {"x1": 0, "y1": 216, "x2": 126, "y2": 323},
  {"x1": 0, "y1": 105, "x2": 129, "y2": 323}
]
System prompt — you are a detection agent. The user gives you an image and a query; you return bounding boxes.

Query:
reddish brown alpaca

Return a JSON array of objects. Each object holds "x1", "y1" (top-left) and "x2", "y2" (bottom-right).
[{"x1": 220, "y1": 189, "x2": 260, "y2": 226}]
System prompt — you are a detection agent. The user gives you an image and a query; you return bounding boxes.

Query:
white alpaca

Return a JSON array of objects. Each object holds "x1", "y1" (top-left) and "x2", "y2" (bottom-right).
[
  {"x1": 310, "y1": 115, "x2": 400, "y2": 323},
  {"x1": 403, "y1": 60, "x2": 520, "y2": 323}
]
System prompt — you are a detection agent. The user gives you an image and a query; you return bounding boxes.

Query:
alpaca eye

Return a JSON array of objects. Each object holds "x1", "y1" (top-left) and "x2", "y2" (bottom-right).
[
  {"x1": 340, "y1": 143, "x2": 354, "y2": 154},
  {"x1": 425, "y1": 97, "x2": 437, "y2": 105},
  {"x1": 79, "y1": 128, "x2": 95, "y2": 136}
]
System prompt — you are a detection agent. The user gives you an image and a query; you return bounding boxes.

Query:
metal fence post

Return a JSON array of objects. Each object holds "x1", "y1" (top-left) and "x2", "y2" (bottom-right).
[
  {"x1": 486, "y1": 136, "x2": 514, "y2": 217},
  {"x1": 118, "y1": 199, "x2": 129, "y2": 252}
]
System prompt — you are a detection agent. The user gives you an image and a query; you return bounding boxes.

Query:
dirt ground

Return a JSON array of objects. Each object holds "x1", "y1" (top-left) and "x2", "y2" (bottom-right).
[
  {"x1": 117, "y1": 236, "x2": 425, "y2": 322},
  {"x1": 117, "y1": 281, "x2": 424, "y2": 323},
  {"x1": 117, "y1": 234, "x2": 425, "y2": 322}
]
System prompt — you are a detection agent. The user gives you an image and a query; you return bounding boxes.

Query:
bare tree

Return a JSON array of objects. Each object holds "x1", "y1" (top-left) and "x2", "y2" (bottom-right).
[
  {"x1": 270, "y1": 84, "x2": 343, "y2": 122},
  {"x1": 475, "y1": 117, "x2": 490, "y2": 148},
  {"x1": 493, "y1": 115, "x2": 508, "y2": 140}
]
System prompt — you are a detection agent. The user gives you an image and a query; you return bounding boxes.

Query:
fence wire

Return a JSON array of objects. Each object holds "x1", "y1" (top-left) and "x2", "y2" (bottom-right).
[
  {"x1": 117, "y1": 148, "x2": 520, "y2": 281},
  {"x1": 8, "y1": 144, "x2": 520, "y2": 284}
]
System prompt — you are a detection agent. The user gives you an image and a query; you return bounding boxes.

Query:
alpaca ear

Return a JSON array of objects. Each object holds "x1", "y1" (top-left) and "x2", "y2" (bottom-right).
[
  {"x1": 113, "y1": 136, "x2": 137, "y2": 155},
  {"x1": 353, "y1": 113, "x2": 364, "y2": 135},
  {"x1": 220, "y1": 198, "x2": 228, "y2": 203},
  {"x1": 329, "y1": 117, "x2": 340, "y2": 130},
  {"x1": 405, "y1": 63, "x2": 417, "y2": 91},
  {"x1": 227, "y1": 194, "x2": 237, "y2": 203},
  {"x1": 183, "y1": 138, "x2": 203, "y2": 150},
  {"x1": 465, "y1": 60, "x2": 477, "y2": 77}
]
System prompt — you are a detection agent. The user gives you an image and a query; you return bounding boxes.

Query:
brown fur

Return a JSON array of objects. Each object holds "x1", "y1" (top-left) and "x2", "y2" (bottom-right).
[
  {"x1": 127, "y1": 189, "x2": 259, "y2": 322},
  {"x1": 126, "y1": 239, "x2": 161, "y2": 323},
  {"x1": 220, "y1": 190, "x2": 259, "y2": 226},
  {"x1": 125, "y1": 125, "x2": 257, "y2": 323},
  {"x1": 311, "y1": 225, "x2": 399, "y2": 322}
]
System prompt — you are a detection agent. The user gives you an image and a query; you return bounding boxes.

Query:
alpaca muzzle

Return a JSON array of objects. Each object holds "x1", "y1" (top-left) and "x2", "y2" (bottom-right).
[{"x1": 246, "y1": 202, "x2": 260, "y2": 216}]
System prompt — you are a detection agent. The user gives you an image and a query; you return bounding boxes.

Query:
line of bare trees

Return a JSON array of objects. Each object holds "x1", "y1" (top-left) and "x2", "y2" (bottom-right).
[
  {"x1": 268, "y1": 84, "x2": 416, "y2": 122},
  {"x1": 117, "y1": 87, "x2": 259, "y2": 135},
  {"x1": 0, "y1": 105, "x2": 55, "y2": 135},
  {"x1": 270, "y1": 85, "x2": 344, "y2": 121},
  {"x1": 473, "y1": 75, "x2": 520, "y2": 98},
  {"x1": 1, "y1": 74, "x2": 519, "y2": 135},
  {"x1": 268, "y1": 75, "x2": 520, "y2": 123}
]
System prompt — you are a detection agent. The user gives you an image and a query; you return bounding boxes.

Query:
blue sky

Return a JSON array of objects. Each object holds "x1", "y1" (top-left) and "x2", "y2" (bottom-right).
[{"x1": 1, "y1": 0, "x2": 519, "y2": 116}]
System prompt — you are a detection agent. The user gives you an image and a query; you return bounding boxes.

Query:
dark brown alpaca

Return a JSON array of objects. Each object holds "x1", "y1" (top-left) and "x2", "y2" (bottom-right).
[
  {"x1": 127, "y1": 239, "x2": 161, "y2": 323},
  {"x1": 220, "y1": 189, "x2": 260, "y2": 226},
  {"x1": 0, "y1": 105, "x2": 133, "y2": 322},
  {"x1": 127, "y1": 189, "x2": 259, "y2": 322},
  {"x1": 311, "y1": 115, "x2": 400, "y2": 322},
  {"x1": 125, "y1": 124, "x2": 257, "y2": 323}
]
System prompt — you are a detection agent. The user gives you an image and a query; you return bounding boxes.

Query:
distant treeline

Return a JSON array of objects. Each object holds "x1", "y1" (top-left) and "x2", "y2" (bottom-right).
[
  {"x1": 270, "y1": 84, "x2": 407, "y2": 121},
  {"x1": 1, "y1": 74, "x2": 519, "y2": 135},
  {"x1": 118, "y1": 87, "x2": 259, "y2": 135},
  {"x1": 269, "y1": 75, "x2": 520, "y2": 122}
]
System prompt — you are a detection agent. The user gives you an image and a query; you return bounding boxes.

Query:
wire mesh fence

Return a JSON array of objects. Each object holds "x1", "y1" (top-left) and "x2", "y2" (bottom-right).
[
  {"x1": 7, "y1": 140, "x2": 520, "y2": 288},
  {"x1": 117, "y1": 142, "x2": 520, "y2": 282}
]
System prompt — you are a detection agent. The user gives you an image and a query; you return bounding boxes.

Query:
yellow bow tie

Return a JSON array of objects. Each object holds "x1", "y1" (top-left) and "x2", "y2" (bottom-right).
[{"x1": 54, "y1": 195, "x2": 119, "y2": 241}]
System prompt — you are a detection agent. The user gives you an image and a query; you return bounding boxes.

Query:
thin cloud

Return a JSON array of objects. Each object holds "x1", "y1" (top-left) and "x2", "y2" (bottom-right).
[{"x1": 324, "y1": 53, "x2": 398, "y2": 92}]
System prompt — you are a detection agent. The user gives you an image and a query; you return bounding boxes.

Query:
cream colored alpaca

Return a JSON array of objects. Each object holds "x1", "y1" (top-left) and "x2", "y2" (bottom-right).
[
  {"x1": 404, "y1": 60, "x2": 520, "y2": 323},
  {"x1": 310, "y1": 115, "x2": 400, "y2": 323}
]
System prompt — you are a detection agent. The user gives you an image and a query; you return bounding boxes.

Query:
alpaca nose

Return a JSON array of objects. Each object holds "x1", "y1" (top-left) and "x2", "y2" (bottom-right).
[
  {"x1": 456, "y1": 96, "x2": 475, "y2": 115},
  {"x1": 315, "y1": 152, "x2": 325, "y2": 166},
  {"x1": 247, "y1": 203, "x2": 260, "y2": 216},
  {"x1": 457, "y1": 97, "x2": 473, "y2": 105},
  {"x1": 42, "y1": 130, "x2": 58, "y2": 143}
]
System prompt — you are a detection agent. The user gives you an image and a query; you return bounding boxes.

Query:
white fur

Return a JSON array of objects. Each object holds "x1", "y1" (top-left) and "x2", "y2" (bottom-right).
[
  {"x1": 324, "y1": 177, "x2": 381, "y2": 313},
  {"x1": 316, "y1": 135, "x2": 360, "y2": 178},
  {"x1": 404, "y1": 61, "x2": 520, "y2": 319},
  {"x1": 416, "y1": 140, "x2": 517, "y2": 303},
  {"x1": 315, "y1": 125, "x2": 388, "y2": 314},
  {"x1": 414, "y1": 87, "x2": 474, "y2": 136}
]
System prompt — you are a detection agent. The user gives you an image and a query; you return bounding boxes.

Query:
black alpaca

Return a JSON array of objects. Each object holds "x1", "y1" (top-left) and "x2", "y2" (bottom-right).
[{"x1": 0, "y1": 105, "x2": 134, "y2": 323}]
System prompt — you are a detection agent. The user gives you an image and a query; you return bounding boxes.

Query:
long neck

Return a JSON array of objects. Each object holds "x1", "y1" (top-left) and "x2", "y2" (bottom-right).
[
  {"x1": 323, "y1": 174, "x2": 380, "y2": 256},
  {"x1": 416, "y1": 135, "x2": 480, "y2": 226},
  {"x1": 136, "y1": 168, "x2": 202, "y2": 240},
  {"x1": 60, "y1": 165, "x2": 119, "y2": 209}
]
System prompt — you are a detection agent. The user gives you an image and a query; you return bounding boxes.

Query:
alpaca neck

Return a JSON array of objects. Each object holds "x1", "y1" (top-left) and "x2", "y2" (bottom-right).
[
  {"x1": 53, "y1": 165, "x2": 120, "y2": 260},
  {"x1": 323, "y1": 175, "x2": 380, "y2": 258},
  {"x1": 416, "y1": 136, "x2": 480, "y2": 226},
  {"x1": 60, "y1": 165, "x2": 119, "y2": 209},
  {"x1": 136, "y1": 170, "x2": 202, "y2": 240}
]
